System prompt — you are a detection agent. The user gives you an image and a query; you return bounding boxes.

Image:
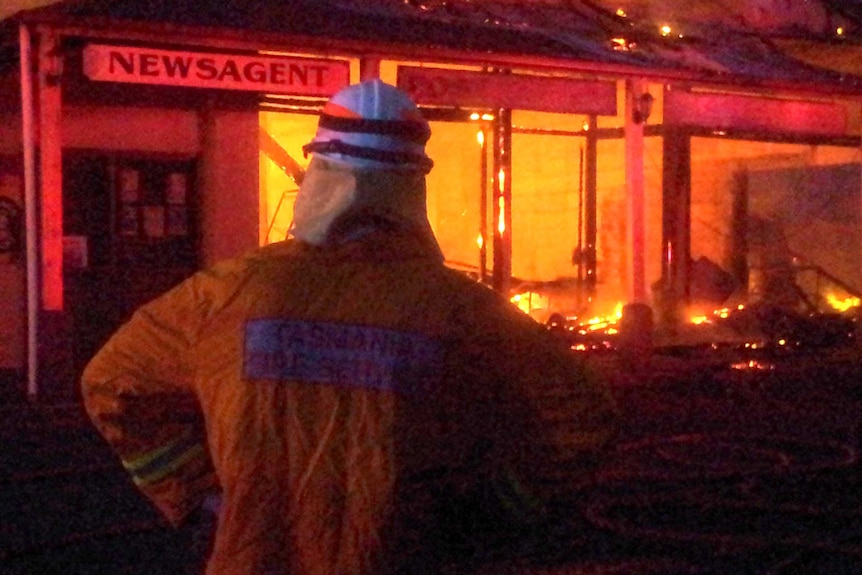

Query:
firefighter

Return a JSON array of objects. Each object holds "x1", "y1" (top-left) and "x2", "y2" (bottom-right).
[{"x1": 81, "y1": 79, "x2": 618, "y2": 575}]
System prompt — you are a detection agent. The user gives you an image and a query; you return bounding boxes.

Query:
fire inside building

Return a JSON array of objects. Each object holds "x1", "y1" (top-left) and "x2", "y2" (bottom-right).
[{"x1": 1, "y1": 0, "x2": 862, "y2": 400}]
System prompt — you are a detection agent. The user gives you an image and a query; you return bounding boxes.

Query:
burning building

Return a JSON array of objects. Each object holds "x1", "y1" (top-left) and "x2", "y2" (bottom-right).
[{"x1": 1, "y1": 0, "x2": 862, "y2": 399}]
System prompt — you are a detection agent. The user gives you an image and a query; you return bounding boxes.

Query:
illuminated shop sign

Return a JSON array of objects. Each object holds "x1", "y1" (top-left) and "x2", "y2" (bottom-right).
[
  {"x1": 398, "y1": 66, "x2": 617, "y2": 115},
  {"x1": 83, "y1": 44, "x2": 350, "y2": 96}
]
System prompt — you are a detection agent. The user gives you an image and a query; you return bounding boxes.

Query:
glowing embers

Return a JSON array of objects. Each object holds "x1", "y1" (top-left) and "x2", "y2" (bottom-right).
[
  {"x1": 826, "y1": 292, "x2": 861, "y2": 313},
  {"x1": 610, "y1": 37, "x2": 636, "y2": 52},
  {"x1": 658, "y1": 24, "x2": 685, "y2": 39},
  {"x1": 689, "y1": 304, "x2": 746, "y2": 325},
  {"x1": 543, "y1": 303, "x2": 625, "y2": 353},
  {"x1": 525, "y1": 289, "x2": 857, "y2": 355},
  {"x1": 730, "y1": 359, "x2": 775, "y2": 372},
  {"x1": 687, "y1": 302, "x2": 857, "y2": 352}
]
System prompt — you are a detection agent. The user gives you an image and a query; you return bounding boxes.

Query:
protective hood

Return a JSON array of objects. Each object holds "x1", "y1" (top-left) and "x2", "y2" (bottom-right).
[{"x1": 289, "y1": 156, "x2": 442, "y2": 255}]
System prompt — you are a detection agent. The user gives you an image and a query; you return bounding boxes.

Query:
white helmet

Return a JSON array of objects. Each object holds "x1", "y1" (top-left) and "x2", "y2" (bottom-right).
[{"x1": 302, "y1": 79, "x2": 433, "y2": 173}]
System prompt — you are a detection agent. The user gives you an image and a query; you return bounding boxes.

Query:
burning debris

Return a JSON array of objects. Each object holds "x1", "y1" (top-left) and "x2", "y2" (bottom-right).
[{"x1": 541, "y1": 302, "x2": 858, "y2": 357}]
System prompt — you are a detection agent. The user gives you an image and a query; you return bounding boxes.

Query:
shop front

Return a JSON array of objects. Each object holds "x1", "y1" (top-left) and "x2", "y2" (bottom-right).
[{"x1": 2, "y1": 0, "x2": 862, "y2": 400}]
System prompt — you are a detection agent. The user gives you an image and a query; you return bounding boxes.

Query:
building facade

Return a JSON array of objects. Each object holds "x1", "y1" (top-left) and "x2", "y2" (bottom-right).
[{"x1": 2, "y1": 0, "x2": 862, "y2": 400}]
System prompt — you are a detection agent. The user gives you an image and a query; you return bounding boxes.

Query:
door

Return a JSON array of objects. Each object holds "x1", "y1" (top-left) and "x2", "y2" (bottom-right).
[{"x1": 63, "y1": 151, "x2": 199, "y2": 381}]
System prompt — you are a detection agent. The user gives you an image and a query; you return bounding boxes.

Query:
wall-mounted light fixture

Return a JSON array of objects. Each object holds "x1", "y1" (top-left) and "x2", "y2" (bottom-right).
[{"x1": 632, "y1": 92, "x2": 654, "y2": 124}]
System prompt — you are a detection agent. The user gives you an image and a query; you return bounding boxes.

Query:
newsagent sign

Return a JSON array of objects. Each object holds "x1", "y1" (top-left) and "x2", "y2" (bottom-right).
[{"x1": 83, "y1": 44, "x2": 350, "y2": 96}]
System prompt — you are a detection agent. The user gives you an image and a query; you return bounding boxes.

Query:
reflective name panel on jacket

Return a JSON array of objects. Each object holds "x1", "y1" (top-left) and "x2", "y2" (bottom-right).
[{"x1": 243, "y1": 319, "x2": 441, "y2": 394}]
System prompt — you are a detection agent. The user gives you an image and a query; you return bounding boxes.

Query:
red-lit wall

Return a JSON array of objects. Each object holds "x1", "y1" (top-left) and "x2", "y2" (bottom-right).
[
  {"x1": 200, "y1": 109, "x2": 260, "y2": 266},
  {"x1": 0, "y1": 101, "x2": 24, "y2": 373},
  {"x1": 0, "y1": 93, "x2": 261, "y2": 385}
]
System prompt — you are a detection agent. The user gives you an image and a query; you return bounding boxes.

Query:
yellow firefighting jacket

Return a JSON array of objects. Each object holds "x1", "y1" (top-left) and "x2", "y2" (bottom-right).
[{"x1": 81, "y1": 229, "x2": 618, "y2": 575}]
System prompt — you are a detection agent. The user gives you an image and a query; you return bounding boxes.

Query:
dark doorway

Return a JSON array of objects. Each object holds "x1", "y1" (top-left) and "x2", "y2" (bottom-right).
[{"x1": 63, "y1": 151, "x2": 200, "y2": 386}]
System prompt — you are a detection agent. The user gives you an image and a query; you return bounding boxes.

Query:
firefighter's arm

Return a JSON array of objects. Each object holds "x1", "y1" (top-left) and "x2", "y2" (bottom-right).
[{"x1": 81, "y1": 276, "x2": 218, "y2": 527}]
